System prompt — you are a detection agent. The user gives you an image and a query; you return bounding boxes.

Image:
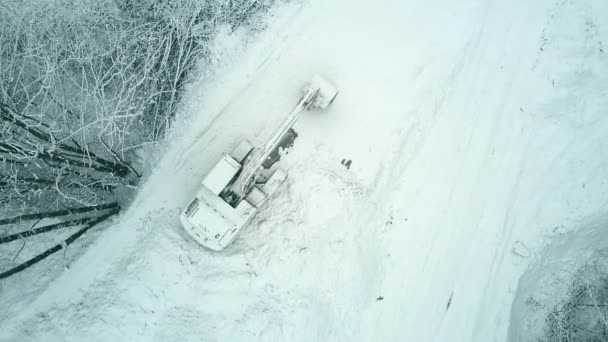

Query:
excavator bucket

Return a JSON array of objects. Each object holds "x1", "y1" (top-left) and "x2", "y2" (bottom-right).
[{"x1": 308, "y1": 75, "x2": 338, "y2": 110}]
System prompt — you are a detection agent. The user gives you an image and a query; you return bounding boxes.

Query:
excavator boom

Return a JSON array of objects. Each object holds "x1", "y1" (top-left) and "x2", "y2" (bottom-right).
[{"x1": 234, "y1": 75, "x2": 338, "y2": 198}]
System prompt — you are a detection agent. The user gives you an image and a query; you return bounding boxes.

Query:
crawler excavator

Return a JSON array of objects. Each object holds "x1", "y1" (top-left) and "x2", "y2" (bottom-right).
[{"x1": 180, "y1": 76, "x2": 338, "y2": 250}]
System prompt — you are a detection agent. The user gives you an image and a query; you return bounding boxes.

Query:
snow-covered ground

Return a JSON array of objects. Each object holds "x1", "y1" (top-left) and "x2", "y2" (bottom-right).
[{"x1": 2, "y1": 0, "x2": 608, "y2": 341}]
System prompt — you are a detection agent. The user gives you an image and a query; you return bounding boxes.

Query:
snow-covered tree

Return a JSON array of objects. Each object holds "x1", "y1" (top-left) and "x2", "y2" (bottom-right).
[
  {"x1": 544, "y1": 252, "x2": 608, "y2": 341},
  {"x1": 0, "y1": 0, "x2": 278, "y2": 278}
]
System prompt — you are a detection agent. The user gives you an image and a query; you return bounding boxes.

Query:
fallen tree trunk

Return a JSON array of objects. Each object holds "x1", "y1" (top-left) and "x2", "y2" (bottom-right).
[
  {"x1": 0, "y1": 208, "x2": 119, "y2": 280},
  {"x1": 0, "y1": 217, "x2": 100, "y2": 244},
  {"x1": 0, "y1": 202, "x2": 119, "y2": 226}
]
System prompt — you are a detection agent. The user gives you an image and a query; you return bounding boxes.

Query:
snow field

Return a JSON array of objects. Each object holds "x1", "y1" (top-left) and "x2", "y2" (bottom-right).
[{"x1": 2, "y1": 0, "x2": 608, "y2": 341}]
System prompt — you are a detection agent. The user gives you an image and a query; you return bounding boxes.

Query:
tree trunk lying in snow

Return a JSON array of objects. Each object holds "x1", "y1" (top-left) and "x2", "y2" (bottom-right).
[
  {"x1": 0, "y1": 205, "x2": 120, "y2": 280},
  {"x1": 0, "y1": 209, "x2": 119, "y2": 279}
]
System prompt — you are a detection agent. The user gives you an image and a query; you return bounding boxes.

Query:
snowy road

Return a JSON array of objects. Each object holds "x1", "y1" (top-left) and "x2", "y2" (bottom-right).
[{"x1": 2, "y1": 0, "x2": 608, "y2": 341}]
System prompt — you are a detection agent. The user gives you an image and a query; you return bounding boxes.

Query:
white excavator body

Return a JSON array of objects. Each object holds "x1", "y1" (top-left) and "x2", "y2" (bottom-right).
[{"x1": 180, "y1": 75, "x2": 337, "y2": 251}]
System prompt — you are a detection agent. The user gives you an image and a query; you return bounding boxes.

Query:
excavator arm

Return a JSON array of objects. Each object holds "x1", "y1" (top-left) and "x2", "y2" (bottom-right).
[{"x1": 232, "y1": 75, "x2": 338, "y2": 200}]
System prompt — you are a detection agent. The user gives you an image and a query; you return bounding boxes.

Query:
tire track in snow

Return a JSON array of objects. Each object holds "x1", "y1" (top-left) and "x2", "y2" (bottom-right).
[{"x1": 475, "y1": 0, "x2": 608, "y2": 338}]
